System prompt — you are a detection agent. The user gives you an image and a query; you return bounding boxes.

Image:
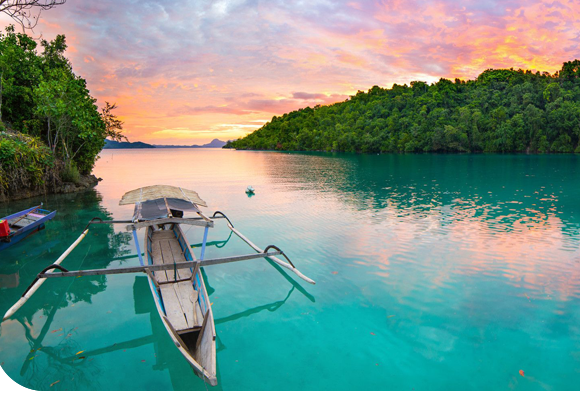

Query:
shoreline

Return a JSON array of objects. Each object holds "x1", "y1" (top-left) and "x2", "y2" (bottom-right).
[{"x1": 0, "y1": 174, "x2": 100, "y2": 203}]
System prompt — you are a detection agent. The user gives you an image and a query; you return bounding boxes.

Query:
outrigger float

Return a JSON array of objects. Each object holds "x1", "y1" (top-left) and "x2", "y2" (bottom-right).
[{"x1": 3, "y1": 185, "x2": 315, "y2": 387}]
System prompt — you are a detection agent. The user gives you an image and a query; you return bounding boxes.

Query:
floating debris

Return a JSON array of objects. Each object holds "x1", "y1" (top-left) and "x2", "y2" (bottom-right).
[
  {"x1": 50, "y1": 380, "x2": 60, "y2": 387},
  {"x1": 519, "y1": 370, "x2": 525, "y2": 377},
  {"x1": 75, "y1": 351, "x2": 84, "y2": 355},
  {"x1": 51, "y1": 328, "x2": 62, "y2": 334}
]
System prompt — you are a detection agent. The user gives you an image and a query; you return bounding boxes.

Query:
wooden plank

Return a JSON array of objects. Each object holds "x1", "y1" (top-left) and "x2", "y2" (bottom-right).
[
  {"x1": 126, "y1": 218, "x2": 213, "y2": 231},
  {"x1": 90, "y1": 216, "x2": 227, "y2": 225},
  {"x1": 160, "y1": 240, "x2": 176, "y2": 281},
  {"x1": 144, "y1": 268, "x2": 160, "y2": 290},
  {"x1": 194, "y1": 310, "x2": 216, "y2": 383},
  {"x1": 150, "y1": 239, "x2": 167, "y2": 282},
  {"x1": 169, "y1": 239, "x2": 190, "y2": 280},
  {"x1": 178, "y1": 225, "x2": 196, "y2": 262},
  {"x1": 150, "y1": 240, "x2": 163, "y2": 265},
  {"x1": 194, "y1": 300, "x2": 203, "y2": 327},
  {"x1": 196, "y1": 212, "x2": 212, "y2": 223},
  {"x1": 160, "y1": 284, "x2": 189, "y2": 331},
  {"x1": 160, "y1": 282, "x2": 198, "y2": 331},
  {"x1": 40, "y1": 251, "x2": 283, "y2": 278},
  {"x1": 90, "y1": 219, "x2": 133, "y2": 225},
  {"x1": 191, "y1": 261, "x2": 201, "y2": 285},
  {"x1": 174, "y1": 281, "x2": 197, "y2": 328},
  {"x1": 152, "y1": 230, "x2": 175, "y2": 240},
  {"x1": 162, "y1": 316, "x2": 190, "y2": 352},
  {"x1": 169, "y1": 240, "x2": 186, "y2": 262},
  {"x1": 197, "y1": 252, "x2": 284, "y2": 266}
]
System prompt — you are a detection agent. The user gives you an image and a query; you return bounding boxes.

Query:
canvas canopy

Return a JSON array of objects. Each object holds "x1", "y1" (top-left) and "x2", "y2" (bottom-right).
[
  {"x1": 119, "y1": 185, "x2": 207, "y2": 207},
  {"x1": 136, "y1": 198, "x2": 201, "y2": 221}
]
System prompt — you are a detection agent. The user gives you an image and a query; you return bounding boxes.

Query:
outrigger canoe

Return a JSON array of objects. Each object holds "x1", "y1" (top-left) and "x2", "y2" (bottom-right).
[
  {"x1": 0, "y1": 205, "x2": 56, "y2": 251},
  {"x1": 3, "y1": 185, "x2": 315, "y2": 387}
]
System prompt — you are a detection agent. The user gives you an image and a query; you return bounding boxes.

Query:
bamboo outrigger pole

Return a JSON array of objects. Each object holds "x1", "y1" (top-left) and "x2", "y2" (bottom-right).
[
  {"x1": 2, "y1": 220, "x2": 95, "y2": 321},
  {"x1": 3, "y1": 209, "x2": 315, "y2": 321},
  {"x1": 211, "y1": 212, "x2": 316, "y2": 285},
  {"x1": 38, "y1": 251, "x2": 284, "y2": 278}
]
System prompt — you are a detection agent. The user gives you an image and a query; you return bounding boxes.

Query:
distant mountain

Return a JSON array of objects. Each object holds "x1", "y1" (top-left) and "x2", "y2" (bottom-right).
[
  {"x1": 103, "y1": 139, "x2": 155, "y2": 149},
  {"x1": 103, "y1": 138, "x2": 227, "y2": 149},
  {"x1": 204, "y1": 138, "x2": 227, "y2": 148},
  {"x1": 154, "y1": 139, "x2": 227, "y2": 148}
]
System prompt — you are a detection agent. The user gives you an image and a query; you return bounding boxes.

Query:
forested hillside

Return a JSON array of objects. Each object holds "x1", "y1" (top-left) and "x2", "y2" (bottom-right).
[{"x1": 227, "y1": 61, "x2": 580, "y2": 154}]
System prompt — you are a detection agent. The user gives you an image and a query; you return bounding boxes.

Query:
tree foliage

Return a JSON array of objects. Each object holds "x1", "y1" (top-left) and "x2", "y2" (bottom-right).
[
  {"x1": 0, "y1": 130, "x2": 57, "y2": 194},
  {"x1": 0, "y1": 26, "x2": 123, "y2": 177},
  {"x1": 101, "y1": 101, "x2": 127, "y2": 142},
  {"x1": 227, "y1": 63, "x2": 580, "y2": 154}
]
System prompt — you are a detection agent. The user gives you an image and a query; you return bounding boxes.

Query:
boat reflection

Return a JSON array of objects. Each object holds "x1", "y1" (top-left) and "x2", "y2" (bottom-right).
[
  {"x1": 215, "y1": 286, "x2": 295, "y2": 326},
  {"x1": 15, "y1": 274, "x2": 302, "y2": 391}
]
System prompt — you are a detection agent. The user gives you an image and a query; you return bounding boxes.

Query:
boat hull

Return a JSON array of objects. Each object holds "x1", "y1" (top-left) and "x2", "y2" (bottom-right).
[
  {"x1": 144, "y1": 223, "x2": 217, "y2": 386},
  {"x1": 0, "y1": 207, "x2": 56, "y2": 251}
]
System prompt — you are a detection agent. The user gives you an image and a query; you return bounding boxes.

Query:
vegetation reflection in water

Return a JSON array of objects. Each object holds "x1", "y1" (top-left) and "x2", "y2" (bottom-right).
[{"x1": 1, "y1": 149, "x2": 580, "y2": 390}]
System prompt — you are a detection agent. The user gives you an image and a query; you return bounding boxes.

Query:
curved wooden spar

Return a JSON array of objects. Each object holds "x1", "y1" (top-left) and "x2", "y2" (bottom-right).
[
  {"x1": 3, "y1": 228, "x2": 90, "y2": 321},
  {"x1": 226, "y1": 223, "x2": 316, "y2": 285}
]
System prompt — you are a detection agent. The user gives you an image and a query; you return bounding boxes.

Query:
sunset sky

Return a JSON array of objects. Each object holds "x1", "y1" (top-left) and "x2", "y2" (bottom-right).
[{"x1": 2, "y1": 0, "x2": 580, "y2": 144}]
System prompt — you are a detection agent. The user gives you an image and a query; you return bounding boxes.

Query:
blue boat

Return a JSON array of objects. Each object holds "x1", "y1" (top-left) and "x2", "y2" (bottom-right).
[{"x1": 0, "y1": 205, "x2": 56, "y2": 251}]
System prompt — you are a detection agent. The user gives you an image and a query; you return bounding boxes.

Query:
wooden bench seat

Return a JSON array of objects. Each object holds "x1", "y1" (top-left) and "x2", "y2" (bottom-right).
[{"x1": 150, "y1": 230, "x2": 193, "y2": 283}]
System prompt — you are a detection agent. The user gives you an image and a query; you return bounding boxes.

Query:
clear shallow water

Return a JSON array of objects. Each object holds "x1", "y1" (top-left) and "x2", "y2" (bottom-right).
[{"x1": 1, "y1": 149, "x2": 580, "y2": 390}]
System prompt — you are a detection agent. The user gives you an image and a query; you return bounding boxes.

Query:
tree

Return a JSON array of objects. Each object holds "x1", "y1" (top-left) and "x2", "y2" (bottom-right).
[
  {"x1": 0, "y1": 25, "x2": 42, "y2": 125},
  {"x1": 0, "y1": 0, "x2": 66, "y2": 30},
  {"x1": 229, "y1": 61, "x2": 580, "y2": 155},
  {"x1": 101, "y1": 101, "x2": 127, "y2": 142},
  {"x1": 34, "y1": 67, "x2": 105, "y2": 173}
]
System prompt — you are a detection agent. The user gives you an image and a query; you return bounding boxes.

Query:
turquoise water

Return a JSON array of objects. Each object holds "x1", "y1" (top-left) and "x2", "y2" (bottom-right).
[{"x1": 1, "y1": 149, "x2": 580, "y2": 390}]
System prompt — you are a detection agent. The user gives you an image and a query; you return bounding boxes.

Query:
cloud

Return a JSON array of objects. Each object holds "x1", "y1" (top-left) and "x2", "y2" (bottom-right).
[
  {"x1": 172, "y1": 105, "x2": 255, "y2": 116},
  {"x1": 4, "y1": 0, "x2": 578, "y2": 144},
  {"x1": 292, "y1": 92, "x2": 326, "y2": 100}
]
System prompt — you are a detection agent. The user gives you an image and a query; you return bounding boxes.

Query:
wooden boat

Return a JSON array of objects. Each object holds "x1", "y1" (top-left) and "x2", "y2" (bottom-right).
[
  {"x1": 0, "y1": 205, "x2": 56, "y2": 251},
  {"x1": 3, "y1": 185, "x2": 315, "y2": 387},
  {"x1": 144, "y1": 223, "x2": 216, "y2": 385}
]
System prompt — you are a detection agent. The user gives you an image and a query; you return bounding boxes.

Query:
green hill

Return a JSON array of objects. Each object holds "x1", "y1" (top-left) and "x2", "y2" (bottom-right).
[{"x1": 226, "y1": 61, "x2": 580, "y2": 154}]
